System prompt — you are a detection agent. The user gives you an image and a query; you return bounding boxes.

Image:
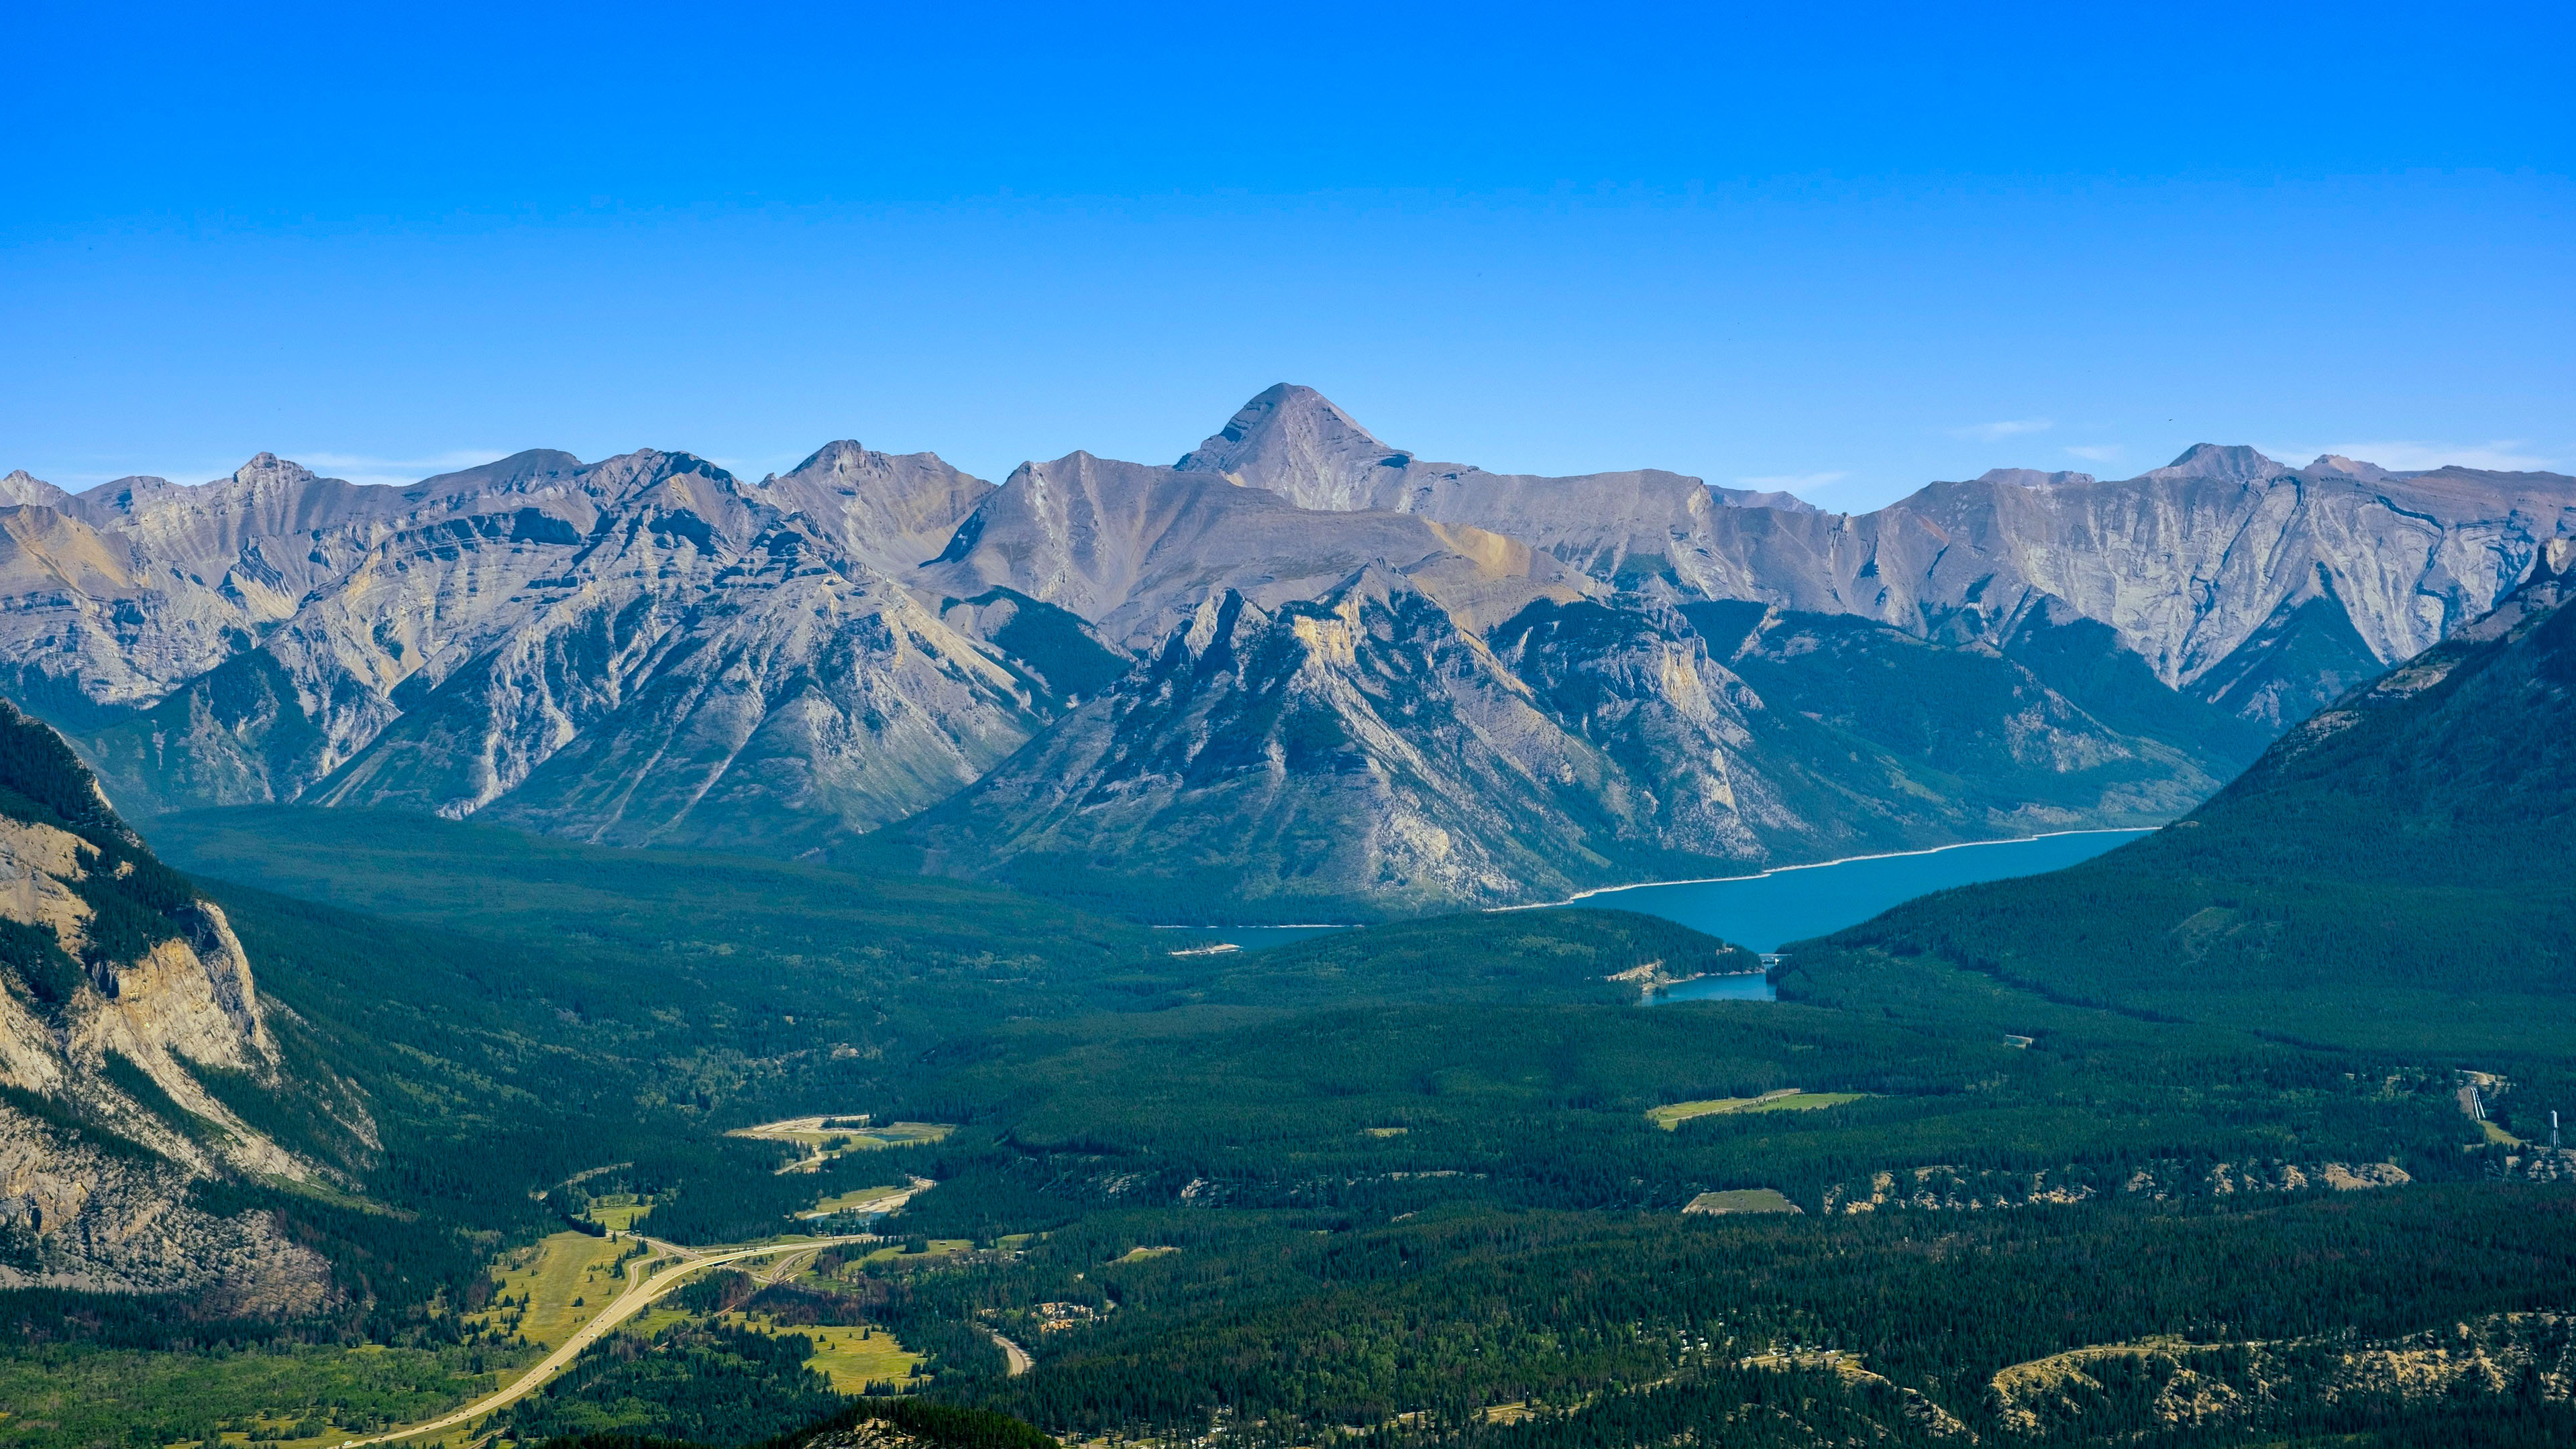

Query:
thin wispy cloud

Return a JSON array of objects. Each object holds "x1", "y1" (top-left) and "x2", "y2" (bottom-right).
[
  {"x1": 2063, "y1": 444, "x2": 2123, "y2": 462},
  {"x1": 42, "y1": 462, "x2": 241, "y2": 489},
  {"x1": 40, "y1": 451, "x2": 508, "y2": 490},
  {"x1": 1736, "y1": 471, "x2": 1847, "y2": 492},
  {"x1": 299, "y1": 449, "x2": 515, "y2": 488},
  {"x1": 1951, "y1": 419, "x2": 2052, "y2": 443},
  {"x1": 2293, "y1": 439, "x2": 2558, "y2": 474}
]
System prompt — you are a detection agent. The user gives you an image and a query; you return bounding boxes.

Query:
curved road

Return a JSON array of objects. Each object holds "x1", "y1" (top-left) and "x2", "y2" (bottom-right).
[{"x1": 341, "y1": 1233, "x2": 879, "y2": 1447}]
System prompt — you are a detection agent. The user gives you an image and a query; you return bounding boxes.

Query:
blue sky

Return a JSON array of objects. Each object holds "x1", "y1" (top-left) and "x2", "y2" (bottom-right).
[{"x1": 5, "y1": 2, "x2": 2568, "y2": 511}]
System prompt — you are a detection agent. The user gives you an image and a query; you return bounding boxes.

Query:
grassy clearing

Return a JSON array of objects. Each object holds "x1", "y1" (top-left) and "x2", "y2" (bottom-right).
[
  {"x1": 1112, "y1": 1246, "x2": 1178, "y2": 1263},
  {"x1": 728, "y1": 1316, "x2": 921, "y2": 1391},
  {"x1": 1648, "y1": 1091, "x2": 1864, "y2": 1130},
  {"x1": 729, "y1": 1118, "x2": 954, "y2": 1173},
  {"x1": 465, "y1": 1230, "x2": 630, "y2": 1348},
  {"x1": 582, "y1": 1192, "x2": 651, "y2": 1231},
  {"x1": 798, "y1": 1183, "x2": 914, "y2": 1220},
  {"x1": 854, "y1": 1238, "x2": 974, "y2": 1267},
  {"x1": 1682, "y1": 1189, "x2": 1803, "y2": 1215},
  {"x1": 1742, "y1": 1091, "x2": 1864, "y2": 1114},
  {"x1": 623, "y1": 1305, "x2": 695, "y2": 1340},
  {"x1": 0, "y1": 1343, "x2": 527, "y2": 1449}
]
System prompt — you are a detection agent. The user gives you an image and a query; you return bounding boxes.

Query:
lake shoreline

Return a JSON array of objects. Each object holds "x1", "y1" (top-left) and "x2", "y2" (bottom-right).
[{"x1": 1498, "y1": 825, "x2": 2161, "y2": 912}]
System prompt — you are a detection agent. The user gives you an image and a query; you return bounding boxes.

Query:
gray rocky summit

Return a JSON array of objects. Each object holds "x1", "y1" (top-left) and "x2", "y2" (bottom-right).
[{"x1": 0, "y1": 384, "x2": 2565, "y2": 909}]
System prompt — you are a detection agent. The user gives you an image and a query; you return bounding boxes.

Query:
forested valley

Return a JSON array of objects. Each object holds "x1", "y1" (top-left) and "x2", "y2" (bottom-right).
[{"x1": 7, "y1": 570, "x2": 2575, "y2": 1449}]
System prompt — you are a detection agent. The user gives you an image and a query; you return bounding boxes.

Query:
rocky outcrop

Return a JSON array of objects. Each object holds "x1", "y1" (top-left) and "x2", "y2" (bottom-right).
[
  {"x1": 1987, "y1": 1312, "x2": 2575, "y2": 1440},
  {"x1": 1820, "y1": 1159, "x2": 2409, "y2": 1214},
  {"x1": 0, "y1": 702, "x2": 343, "y2": 1307}
]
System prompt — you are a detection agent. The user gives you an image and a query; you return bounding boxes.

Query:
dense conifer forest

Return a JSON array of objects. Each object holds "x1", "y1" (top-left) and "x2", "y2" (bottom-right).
[{"x1": 9, "y1": 577, "x2": 2576, "y2": 1449}]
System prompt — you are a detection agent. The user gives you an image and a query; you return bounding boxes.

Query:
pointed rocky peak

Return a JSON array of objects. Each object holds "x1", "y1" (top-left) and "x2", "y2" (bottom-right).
[
  {"x1": 1176, "y1": 384, "x2": 1415, "y2": 511},
  {"x1": 2306, "y1": 453, "x2": 2392, "y2": 482},
  {"x1": 229, "y1": 451, "x2": 333, "y2": 490},
  {"x1": 576, "y1": 447, "x2": 742, "y2": 504},
  {"x1": 1975, "y1": 468, "x2": 2100, "y2": 491},
  {"x1": 784, "y1": 439, "x2": 868, "y2": 478},
  {"x1": 1179, "y1": 383, "x2": 1389, "y2": 467},
  {"x1": 769, "y1": 438, "x2": 994, "y2": 574},
  {"x1": 651, "y1": 450, "x2": 737, "y2": 484},
  {"x1": 2141, "y1": 443, "x2": 2288, "y2": 485},
  {"x1": 0, "y1": 468, "x2": 70, "y2": 508}
]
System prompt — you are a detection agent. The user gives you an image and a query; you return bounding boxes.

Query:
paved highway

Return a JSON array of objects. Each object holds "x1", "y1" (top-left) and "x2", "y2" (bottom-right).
[{"x1": 341, "y1": 1233, "x2": 879, "y2": 1447}]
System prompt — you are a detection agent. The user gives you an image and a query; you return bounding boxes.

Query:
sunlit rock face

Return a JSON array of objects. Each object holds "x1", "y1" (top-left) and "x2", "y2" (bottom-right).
[
  {"x1": 0, "y1": 702, "x2": 343, "y2": 1307},
  {"x1": 0, "y1": 446, "x2": 1044, "y2": 848},
  {"x1": 0, "y1": 387, "x2": 2563, "y2": 905},
  {"x1": 1179, "y1": 386, "x2": 2576, "y2": 727}
]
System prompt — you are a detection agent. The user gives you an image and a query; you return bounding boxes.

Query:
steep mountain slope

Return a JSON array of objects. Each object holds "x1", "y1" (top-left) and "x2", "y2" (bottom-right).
[
  {"x1": 1183, "y1": 386, "x2": 2576, "y2": 728},
  {"x1": 1, "y1": 388, "x2": 2563, "y2": 910},
  {"x1": 910, "y1": 577, "x2": 2237, "y2": 914},
  {"x1": 14, "y1": 447, "x2": 1040, "y2": 845},
  {"x1": 894, "y1": 419, "x2": 2295, "y2": 909},
  {"x1": 1782, "y1": 538, "x2": 2576, "y2": 1052},
  {"x1": 0, "y1": 701, "x2": 345, "y2": 1307}
]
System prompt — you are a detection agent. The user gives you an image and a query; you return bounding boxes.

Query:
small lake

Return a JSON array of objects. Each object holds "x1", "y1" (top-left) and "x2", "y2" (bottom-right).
[
  {"x1": 1644, "y1": 973, "x2": 1777, "y2": 1005},
  {"x1": 1553, "y1": 828, "x2": 2151, "y2": 952}
]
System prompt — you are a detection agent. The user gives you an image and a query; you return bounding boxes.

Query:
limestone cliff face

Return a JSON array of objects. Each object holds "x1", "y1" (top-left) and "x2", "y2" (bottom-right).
[{"x1": 0, "y1": 702, "x2": 343, "y2": 1307}]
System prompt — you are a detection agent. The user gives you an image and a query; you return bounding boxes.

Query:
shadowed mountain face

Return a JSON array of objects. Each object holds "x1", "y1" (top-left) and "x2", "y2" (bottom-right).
[{"x1": 0, "y1": 388, "x2": 2567, "y2": 910}]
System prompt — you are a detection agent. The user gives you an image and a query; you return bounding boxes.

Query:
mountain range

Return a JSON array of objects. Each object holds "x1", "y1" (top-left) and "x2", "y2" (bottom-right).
[{"x1": 2, "y1": 386, "x2": 2568, "y2": 912}]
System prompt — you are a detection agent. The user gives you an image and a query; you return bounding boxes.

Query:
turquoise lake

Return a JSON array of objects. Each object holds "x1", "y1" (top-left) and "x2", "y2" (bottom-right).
[
  {"x1": 1559, "y1": 828, "x2": 2152, "y2": 952},
  {"x1": 1153, "y1": 830, "x2": 2152, "y2": 965}
]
